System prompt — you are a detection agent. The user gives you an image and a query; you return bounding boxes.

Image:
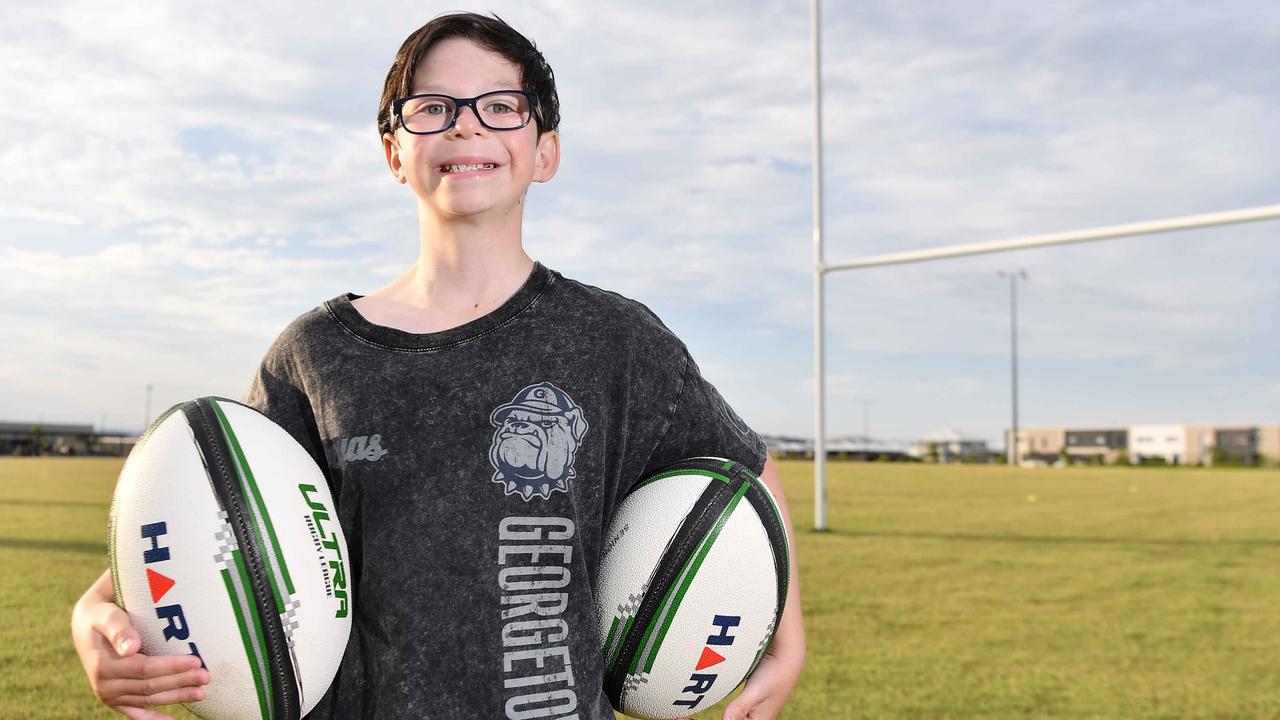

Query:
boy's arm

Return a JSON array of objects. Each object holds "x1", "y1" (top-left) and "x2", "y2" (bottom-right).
[{"x1": 677, "y1": 455, "x2": 805, "y2": 720}]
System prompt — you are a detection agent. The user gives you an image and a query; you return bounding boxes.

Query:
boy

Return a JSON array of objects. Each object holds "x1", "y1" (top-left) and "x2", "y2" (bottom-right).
[{"x1": 72, "y1": 12, "x2": 804, "y2": 719}]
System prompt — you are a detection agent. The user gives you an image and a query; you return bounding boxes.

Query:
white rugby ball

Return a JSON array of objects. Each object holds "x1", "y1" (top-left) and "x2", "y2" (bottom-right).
[
  {"x1": 108, "y1": 396, "x2": 351, "y2": 720},
  {"x1": 596, "y1": 457, "x2": 789, "y2": 719}
]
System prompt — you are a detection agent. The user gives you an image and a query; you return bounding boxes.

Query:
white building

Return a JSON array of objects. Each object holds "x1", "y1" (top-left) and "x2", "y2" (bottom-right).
[
  {"x1": 1127, "y1": 424, "x2": 1222, "y2": 465},
  {"x1": 1128, "y1": 424, "x2": 1186, "y2": 464}
]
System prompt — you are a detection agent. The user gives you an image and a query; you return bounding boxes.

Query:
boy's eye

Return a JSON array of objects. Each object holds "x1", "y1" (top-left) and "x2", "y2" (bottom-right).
[
  {"x1": 423, "y1": 103, "x2": 451, "y2": 115},
  {"x1": 485, "y1": 102, "x2": 514, "y2": 114}
]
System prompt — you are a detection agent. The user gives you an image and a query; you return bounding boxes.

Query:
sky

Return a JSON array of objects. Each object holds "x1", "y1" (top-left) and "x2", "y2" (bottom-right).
[{"x1": 2, "y1": 1, "x2": 1278, "y2": 446}]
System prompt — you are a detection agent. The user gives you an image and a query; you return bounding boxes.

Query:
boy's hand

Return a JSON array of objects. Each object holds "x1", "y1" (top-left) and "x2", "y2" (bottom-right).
[
  {"x1": 672, "y1": 627, "x2": 805, "y2": 720},
  {"x1": 71, "y1": 569, "x2": 210, "y2": 719},
  {"x1": 720, "y1": 636, "x2": 804, "y2": 720}
]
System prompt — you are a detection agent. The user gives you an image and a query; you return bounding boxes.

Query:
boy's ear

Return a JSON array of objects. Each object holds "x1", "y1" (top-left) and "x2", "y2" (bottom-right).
[
  {"x1": 532, "y1": 130, "x2": 560, "y2": 183},
  {"x1": 382, "y1": 132, "x2": 408, "y2": 184}
]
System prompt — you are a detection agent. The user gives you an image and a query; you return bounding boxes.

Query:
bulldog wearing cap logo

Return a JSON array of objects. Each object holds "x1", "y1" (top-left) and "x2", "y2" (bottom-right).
[{"x1": 489, "y1": 382, "x2": 589, "y2": 501}]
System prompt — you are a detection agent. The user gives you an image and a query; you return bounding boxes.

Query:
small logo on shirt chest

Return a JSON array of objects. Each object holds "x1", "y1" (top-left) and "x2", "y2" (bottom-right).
[{"x1": 334, "y1": 434, "x2": 388, "y2": 462}]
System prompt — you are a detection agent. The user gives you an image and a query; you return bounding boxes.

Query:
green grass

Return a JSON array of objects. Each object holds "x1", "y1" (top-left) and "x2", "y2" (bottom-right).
[{"x1": 6, "y1": 457, "x2": 1280, "y2": 718}]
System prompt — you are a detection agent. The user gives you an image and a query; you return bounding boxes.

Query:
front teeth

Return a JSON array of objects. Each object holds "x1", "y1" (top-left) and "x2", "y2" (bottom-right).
[{"x1": 444, "y1": 163, "x2": 496, "y2": 173}]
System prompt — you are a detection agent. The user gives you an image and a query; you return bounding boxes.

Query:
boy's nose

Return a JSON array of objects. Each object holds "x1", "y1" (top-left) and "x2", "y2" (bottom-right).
[{"x1": 451, "y1": 104, "x2": 485, "y2": 135}]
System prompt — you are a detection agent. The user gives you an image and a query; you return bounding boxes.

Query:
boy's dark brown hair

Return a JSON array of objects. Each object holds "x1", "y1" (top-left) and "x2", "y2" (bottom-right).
[{"x1": 378, "y1": 12, "x2": 561, "y2": 140}]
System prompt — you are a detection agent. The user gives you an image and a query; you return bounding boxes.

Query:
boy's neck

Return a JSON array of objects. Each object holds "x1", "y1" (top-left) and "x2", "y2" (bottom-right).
[
  {"x1": 414, "y1": 210, "x2": 531, "y2": 294},
  {"x1": 354, "y1": 208, "x2": 534, "y2": 333}
]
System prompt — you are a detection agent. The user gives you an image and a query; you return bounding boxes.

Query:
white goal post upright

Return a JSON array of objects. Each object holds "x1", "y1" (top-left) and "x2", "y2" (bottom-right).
[{"x1": 810, "y1": 0, "x2": 828, "y2": 532}]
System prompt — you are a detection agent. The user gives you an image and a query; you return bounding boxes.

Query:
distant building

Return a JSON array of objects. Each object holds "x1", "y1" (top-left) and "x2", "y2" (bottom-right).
[
  {"x1": 1065, "y1": 428, "x2": 1128, "y2": 464},
  {"x1": 1260, "y1": 427, "x2": 1280, "y2": 465},
  {"x1": 1215, "y1": 426, "x2": 1260, "y2": 465},
  {"x1": 909, "y1": 429, "x2": 992, "y2": 463},
  {"x1": 761, "y1": 435, "x2": 913, "y2": 461},
  {"x1": 827, "y1": 435, "x2": 913, "y2": 461},
  {"x1": 1012, "y1": 428, "x2": 1066, "y2": 462},
  {"x1": 761, "y1": 425, "x2": 1280, "y2": 467},
  {"x1": 1011, "y1": 423, "x2": 1279, "y2": 466},
  {"x1": 1129, "y1": 424, "x2": 1189, "y2": 464},
  {"x1": 1, "y1": 422, "x2": 92, "y2": 455},
  {"x1": 0, "y1": 421, "x2": 136, "y2": 456},
  {"x1": 762, "y1": 435, "x2": 813, "y2": 459}
]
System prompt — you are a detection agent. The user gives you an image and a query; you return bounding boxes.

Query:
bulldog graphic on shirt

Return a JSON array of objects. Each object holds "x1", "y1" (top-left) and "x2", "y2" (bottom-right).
[{"x1": 489, "y1": 382, "x2": 589, "y2": 501}]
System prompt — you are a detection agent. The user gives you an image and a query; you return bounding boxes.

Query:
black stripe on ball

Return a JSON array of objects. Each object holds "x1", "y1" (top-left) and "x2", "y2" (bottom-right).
[
  {"x1": 603, "y1": 464, "x2": 737, "y2": 708},
  {"x1": 184, "y1": 397, "x2": 301, "y2": 720}
]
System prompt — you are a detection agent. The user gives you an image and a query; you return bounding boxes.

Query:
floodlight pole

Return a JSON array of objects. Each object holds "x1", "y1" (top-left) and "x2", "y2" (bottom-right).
[
  {"x1": 811, "y1": 0, "x2": 828, "y2": 531},
  {"x1": 144, "y1": 384, "x2": 153, "y2": 431},
  {"x1": 853, "y1": 398, "x2": 874, "y2": 442}
]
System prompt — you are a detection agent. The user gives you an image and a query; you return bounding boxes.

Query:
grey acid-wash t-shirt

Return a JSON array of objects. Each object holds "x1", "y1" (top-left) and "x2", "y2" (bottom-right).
[{"x1": 241, "y1": 261, "x2": 768, "y2": 719}]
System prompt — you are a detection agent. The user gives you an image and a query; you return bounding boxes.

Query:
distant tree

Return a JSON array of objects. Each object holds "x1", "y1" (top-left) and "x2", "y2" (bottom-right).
[
  {"x1": 926, "y1": 442, "x2": 940, "y2": 463},
  {"x1": 31, "y1": 425, "x2": 45, "y2": 457},
  {"x1": 1113, "y1": 450, "x2": 1130, "y2": 466},
  {"x1": 1058, "y1": 448, "x2": 1071, "y2": 466}
]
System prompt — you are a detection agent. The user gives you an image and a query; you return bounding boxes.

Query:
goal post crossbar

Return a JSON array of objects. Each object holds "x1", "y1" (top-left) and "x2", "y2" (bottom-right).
[{"x1": 820, "y1": 204, "x2": 1280, "y2": 274}]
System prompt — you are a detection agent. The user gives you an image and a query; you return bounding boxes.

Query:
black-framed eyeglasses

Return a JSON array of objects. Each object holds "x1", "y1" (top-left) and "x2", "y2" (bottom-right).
[{"x1": 391, "y1": 90, "x2": 539, "y2": 135}]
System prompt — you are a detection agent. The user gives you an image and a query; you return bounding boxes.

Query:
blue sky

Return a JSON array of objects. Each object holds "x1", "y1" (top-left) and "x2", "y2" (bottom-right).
[{"x1": 2, "y1": 1, "x2": 1277, "y2": 446}]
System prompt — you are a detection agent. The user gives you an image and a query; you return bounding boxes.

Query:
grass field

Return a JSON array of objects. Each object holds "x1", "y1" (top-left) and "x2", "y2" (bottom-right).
[{"x1": 4, "y1": 457, "x2": 1280, "y2": 719}]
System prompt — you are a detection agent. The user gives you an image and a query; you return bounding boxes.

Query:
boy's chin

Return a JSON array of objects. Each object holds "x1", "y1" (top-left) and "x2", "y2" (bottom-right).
[{"x1": 428, "y1": 195, "x2": 514, "y2": 221}]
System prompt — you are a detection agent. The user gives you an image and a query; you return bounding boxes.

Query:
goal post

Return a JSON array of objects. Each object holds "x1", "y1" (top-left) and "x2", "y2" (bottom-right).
[
  {"x1": 810, "y1": 202, "x2": 1280, "y2": 530},
  {"x1": 806, "y1": 0, "x2": 1280, "y2": 531}
]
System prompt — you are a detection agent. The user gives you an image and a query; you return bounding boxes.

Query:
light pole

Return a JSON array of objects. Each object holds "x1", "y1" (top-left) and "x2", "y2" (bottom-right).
[
  {"x1": 144, "y1": 384, "x2": 154, "y2": 431},
  {"x1": 852, "y1": 398, "x2": 875, "y2": 443},
  {"x1": 998, "y1": 271, "x2": 1027, "y2": 466}
]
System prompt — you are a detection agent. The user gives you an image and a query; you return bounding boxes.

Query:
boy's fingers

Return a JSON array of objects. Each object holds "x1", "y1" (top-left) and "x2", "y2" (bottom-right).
[
  {"x1": 101, "y1": 668, "x2": 211, "y2": 700},
  {"x1": 112, "y1": 682, "x2": 206, "y2": 709},
  {"x1": 90, "y1": 604, "x2": 141, "y2": 657},
  {"x1": 102, "y1": 653, "x2": 205, "y2": 681},
  {"x1": 724, "y1": 683, "x2": 769, "y2": 720}
]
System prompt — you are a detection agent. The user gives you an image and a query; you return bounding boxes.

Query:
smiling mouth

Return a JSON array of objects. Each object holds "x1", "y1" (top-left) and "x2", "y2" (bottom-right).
[{"x1": 441, "y1": 163, "x2": 497, "y2": 173}]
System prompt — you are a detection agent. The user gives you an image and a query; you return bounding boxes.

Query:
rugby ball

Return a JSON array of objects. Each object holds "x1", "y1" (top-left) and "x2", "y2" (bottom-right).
[
  {"x1": 596, "y1": 457, "x2": 789, "y2": 719},
  {"x1": 108, "y1": 396, "x2": 350, "y2": 720}
]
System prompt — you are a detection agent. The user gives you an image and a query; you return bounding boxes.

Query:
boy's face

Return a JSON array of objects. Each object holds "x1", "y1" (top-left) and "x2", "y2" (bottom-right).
[{"x1": 382, "y1": 37, "x2": 559, "y2": 222}]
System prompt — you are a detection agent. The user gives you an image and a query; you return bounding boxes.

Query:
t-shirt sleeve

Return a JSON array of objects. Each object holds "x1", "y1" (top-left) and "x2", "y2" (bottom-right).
[
  {"x1": 640, "y1": 347, "x2": 769, "y2": 480},
  {"x1": 239, "y1": 338, "x2": 336, "y2": 495}
]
